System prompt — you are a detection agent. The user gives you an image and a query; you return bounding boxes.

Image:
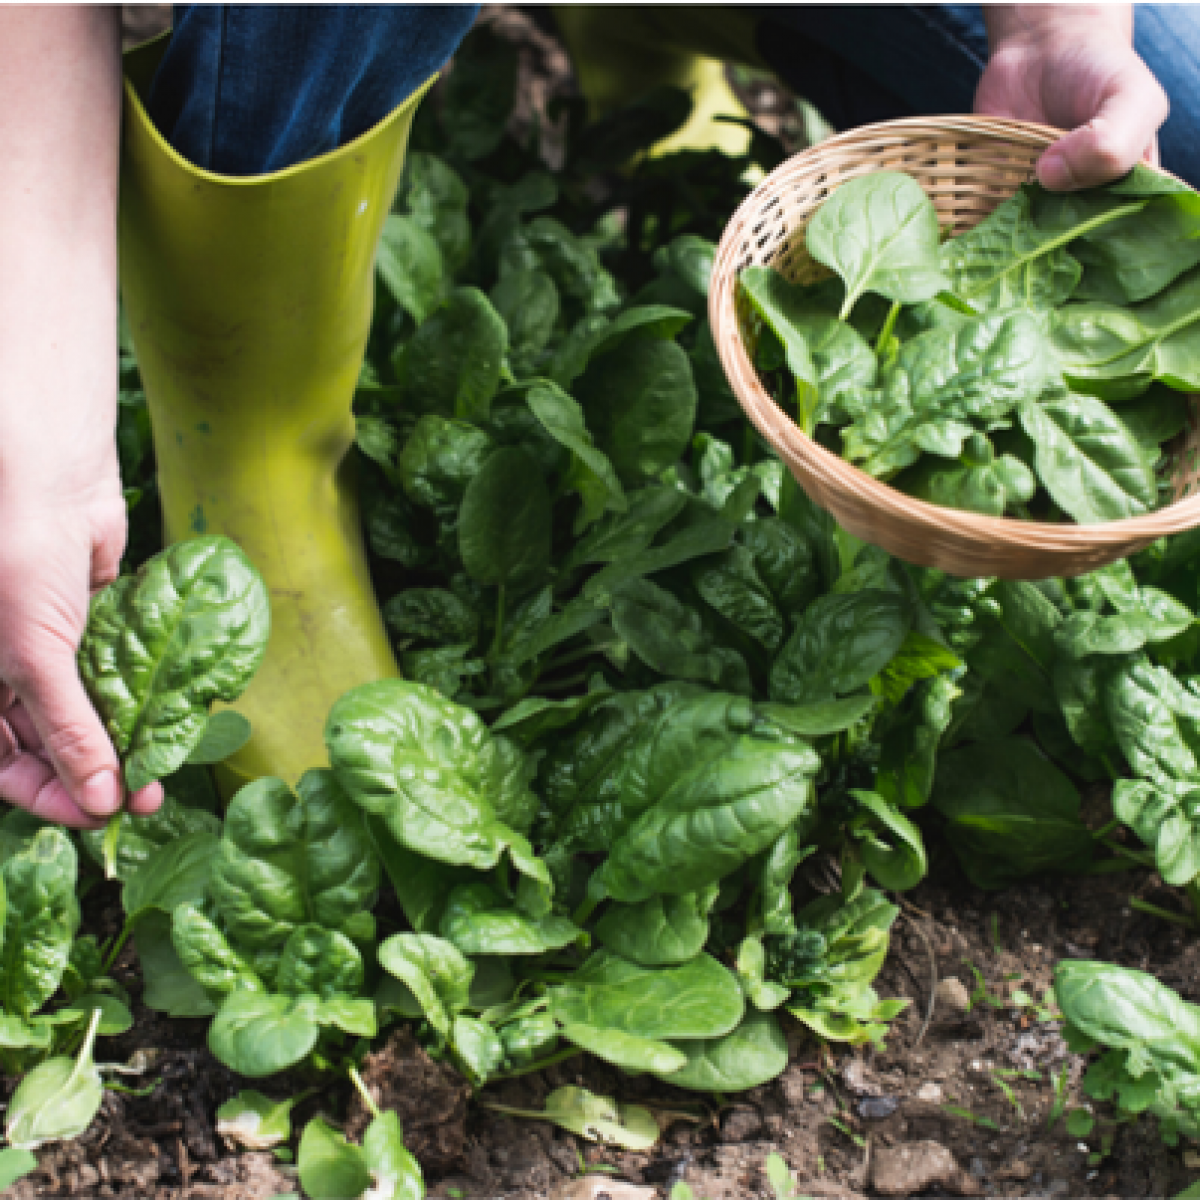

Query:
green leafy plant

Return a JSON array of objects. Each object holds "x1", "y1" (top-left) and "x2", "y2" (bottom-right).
[{"x1": 1055, "y1": 959, "x2": 1200, "y2": 1145}]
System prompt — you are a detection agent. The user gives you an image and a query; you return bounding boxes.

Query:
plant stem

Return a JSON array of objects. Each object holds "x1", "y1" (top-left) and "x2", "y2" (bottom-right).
[
  {"x1": 69, "y1": 1008, "x2": 103, "y2": 1085},
  {"x1": 1090, "y1": 819, "x2": 1120, "y2": 841},
  {"x1": 349, "y1": 1065, "x2": 382, "y2": 1119},
  {"x1": 1100, "y1": 838, "x2": 1154, "y2": 867},
  {"x1": 1130, "y1": 897, "x2": 1197, "y2": 930},
  {"x1": 874, "y1": 301, "x2": 901, "y2": 355},
  {"x1": 489, "y1": 585, "x2": 507, "y2": 660},
  {"x1": 543, "y1": 641, "x2": 620, "y2": 675},
  {"x1": 102, "y1": 921, "x2": 135, "y2": 976},
  {"x1": 493, "y1": 1047, "x2": 582, "y2": 1081}
]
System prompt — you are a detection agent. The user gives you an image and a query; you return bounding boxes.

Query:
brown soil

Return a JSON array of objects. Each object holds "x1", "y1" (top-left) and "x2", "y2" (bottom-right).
[{"x1": 35, "y1": 9, "x2": 1190, "y2": 1200}]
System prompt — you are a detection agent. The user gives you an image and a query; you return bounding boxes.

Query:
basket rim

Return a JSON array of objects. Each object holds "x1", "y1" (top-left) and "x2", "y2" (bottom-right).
[{"x1": 709, "y1": 114, "x2": 1200, "y2": 550}]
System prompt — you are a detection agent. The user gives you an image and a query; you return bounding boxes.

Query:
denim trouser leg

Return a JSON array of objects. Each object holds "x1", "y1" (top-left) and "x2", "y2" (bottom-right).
[
  {"x1": 754, "y1": 4, "x2": 1200, "y2": 188},
  {"x1": 145, "y1": 4, "x2": 479, "y2": 176}
]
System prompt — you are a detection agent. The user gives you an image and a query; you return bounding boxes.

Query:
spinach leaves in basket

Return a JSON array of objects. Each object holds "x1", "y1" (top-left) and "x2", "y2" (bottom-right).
[{"x1": 739, "y1": 166, "x2": 1200, "y2": 523}]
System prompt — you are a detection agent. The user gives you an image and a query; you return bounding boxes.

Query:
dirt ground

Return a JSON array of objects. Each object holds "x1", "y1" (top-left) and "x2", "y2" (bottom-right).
[{"x1": 13, "y1": 8, "x2": 1188, "y2": 1200}]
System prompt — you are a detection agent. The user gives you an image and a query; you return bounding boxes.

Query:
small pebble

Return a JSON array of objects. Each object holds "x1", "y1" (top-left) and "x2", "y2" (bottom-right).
[
  {"x1": 916, "y1": 1083, "x2": 943, "y2": 1103},
  {"x1": 936, "y1": 977, "x2": 972, "y2": 1014},
  {"x1": 858, "y1": 1096, "x2": 899, "y2": 1121}
]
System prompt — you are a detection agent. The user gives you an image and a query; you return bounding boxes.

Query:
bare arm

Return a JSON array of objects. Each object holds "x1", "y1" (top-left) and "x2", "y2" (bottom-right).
[
  {"x1": 978, "y1": 4, "x2": 1168, "y2": 190},
  {"x1": 0, "y1": 5, "x2": 160, "y2": 825}
]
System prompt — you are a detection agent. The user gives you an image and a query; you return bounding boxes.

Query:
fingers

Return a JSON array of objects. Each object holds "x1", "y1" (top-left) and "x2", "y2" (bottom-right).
[
  {"x1": 1038, "y1": 62, "x2": 1169, "y2": 190},
  {"x1": 6, "y1": 646, "x2": 124, "y2": 819},
  {"x1": 128, "y1": 781, "x2": 164, "y2": 817},
  {"x1": 0, "y1": 717, "x2": 104, "y2": 829}
]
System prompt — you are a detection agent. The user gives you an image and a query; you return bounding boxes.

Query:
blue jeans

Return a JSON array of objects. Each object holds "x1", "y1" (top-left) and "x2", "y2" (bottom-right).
[
  {"x1": 754, "y1": 5, "x2": 1200, "y2": 187},
  {"x1": 146, "y1": 5, "x2": 479, "y2": 175},
  {"x1": 146, "y1": 5, "x2": 1200, "y2": 188}
]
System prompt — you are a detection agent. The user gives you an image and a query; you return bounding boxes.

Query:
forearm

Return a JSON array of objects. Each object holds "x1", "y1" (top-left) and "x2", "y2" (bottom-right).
[
  {"x1": 0, "y1": 6, "x2": 122, "y2": 507},
  {"x1": 984, "y1": 5, "x2": 1132, "y2": 47}
]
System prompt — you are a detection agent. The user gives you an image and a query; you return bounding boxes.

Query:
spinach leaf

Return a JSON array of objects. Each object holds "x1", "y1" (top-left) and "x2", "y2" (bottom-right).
[
  {"x1": 78, "y1": 536, "x2": 270, "y2": 792},
  {"x1": 601, "y1": 725, "x2": 819, "y2": 902},
  {"x1": 458, "y1": 446, "x2": 552, "y2": 590},
  {"x1": 377, "y1": 214, "x2": 444, "y2": 326},
  {"x1": 1112, "y1": 778, "x2": 1200, "y2": 887},
  {"x1": 490, "y1": 269, "x2": 559, "y2": 377},
  {"x1": 0, "y1": 830, "x2": 79, "y2": 1020},
  {"x1": 208, "y1": 770, "x2": 379, "y2": 958},
  {"x1": 610, "y1": 577, "x2": 751, "y2": 693},
  {"x1": 1052, "y1": 265, "x2": 1200, "y2": 400},
  {"x1": 326, "y1": 680, "x2": 544, "y2": 878},
  {"x1": 805, "y1": 172, "x2": 948, "y2": 318},
  {"x1": 549, "y1": 951, "x2": 744, "y2": 1042},
  {"x1": 1019, "y1": 390, "x2": 1155, "y2": 522},
  {"x1": 209, "y1": 991, "x2": 375, "y2": 1079},
  {"x1": 526, "y1": 383, "x2": 626, "y2": 533},
  {"x1": 575, "y1": 337, "x2": 697, "y2": 483},
  {"x1": 770, "y1": 590, "x2": 911, "y2": 704},
  {"x1": 393, "y1": 288, "x2": 507, "y2": 421},
  {"x1": 653, "y1": 1009, "x2": 789, "y2": 1092},
  {"x1": 931, "y1": 737, "x2": 1094, "y2": 888},
  {"x1": 593, "y1": 887, "x2": 718, "y2": 967},
  {"x1": 377, "y1": 933, "x2": 473, "y2": 1038},
  {"x1": 440, "y1": 881, "x2": 580, "y2": 955}
]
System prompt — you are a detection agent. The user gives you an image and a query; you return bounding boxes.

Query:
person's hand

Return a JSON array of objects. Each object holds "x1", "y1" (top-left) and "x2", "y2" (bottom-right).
[
  {"x1": 0, "y1": 6, "x2": 162, "y2": 828},
  {"x1": 0, "y1": 489, "x2": 163, "y2": 828},
  {"x1": 977, "y1": 4, "x2": 1168, "y2": 191}
]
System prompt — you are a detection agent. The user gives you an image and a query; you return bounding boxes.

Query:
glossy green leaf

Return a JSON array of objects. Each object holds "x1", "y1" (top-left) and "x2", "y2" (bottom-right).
[
  {"x1": 1019, "y1": 390, "x2": 1154, "y2": 523},
  {"x1": 216, "y1": 1089, "x2": 304, "y2": 1151},
  {"x1": 594, "y1": 887, "x2": 718, "y2": 967},
  {"x1": 78, "y1": 536, "x2": 270, "y2": 792},
  {"x1": 6, "y1": 1009, "x2": 103, "y2": 1150},
  {"x1": 529, "y1": 383, "x2": 627, "y2": 533},
  {"x1": 209, "y1": 990, "x2": 375, "y2": 1078},
  {"x1": 771, "y1": 590, "x2": 911, "y2": 704},
  {"x1": 377, "y1": 933, "x2": 474, "y2": 1038},
  {"x1": 276, "y1": 926, "x2": 364, "y2": 999},
  {"x1": 931, "y1": 738, "x2": 1094, "y2": 889},
  {"x1": 136, "y1": 910, "x2": 216, "y2": 1017},
  {"x1": 298, "y1": 1117, "x2": 372, "y2": 1200},
  {"x1": 1053, "y1": 265, "x2": 1200, "y2": 399},
  {"x1": 0, "y1": 829, "x2": 79, "y2": 1019},
  {"x1": 209, "y1": 770, "x2": 379, "y2": 955},
  {"x1": 459, "y1": 446, "x2": 552, "y2": 589},
  {"x1": 123, "y1": 829, "x2": 219, "y2": 924},
  {"x1": 327, "y1": 680, "x2": 542, "y2": 880},
  {"x1": 806, "y1": 172, "x2": 947, "y2": 317},
  {"x1": 610, "y1": 577, "x2": 751, "y2": 693},
  {"x1": 364, "y1": 1110, "x2": 424, "y2": 1200},
  {"x1": 602, "y1": 728, "x2": 819, "y2": 902},
  {"x1": 483, "y1": 1085, "x2": 660, "y2": 1150},
  {"x1": 653, "y1": 1009, "x2": 789, "y2": 1092},
  {"x1": 549, "y1": 951, "x2": 743, "y2": 1042},
  {"x1": 576, "y1": 337, "x2": 697, "y2": 483},
  {"x1": 171, "y1": 903, "x2": 264, "y2": 998},
  {"x1": 452, "y1": 1013, "x2": 506, "y2": 1085},
  {"x1": 82, "y1": 794, "x2": 219, "y2": 884},
  {"x1": 184, "y1": 709, "x2": 252, "y2": 766},
  {"x1": 440, "y1": 882, "x2": 579, "y2": 956},
  {"x1": 1112, "y1": 778, "x2": 1200, "y2": 887},
  {"x1": 394, "y1": 287, "x2": 507, "y2": 421}
]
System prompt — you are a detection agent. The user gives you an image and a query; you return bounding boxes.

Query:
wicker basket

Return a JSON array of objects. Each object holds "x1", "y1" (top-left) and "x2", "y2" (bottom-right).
[{"x1": 710, "y1": 115, "x2": 1200, "y2": 580}]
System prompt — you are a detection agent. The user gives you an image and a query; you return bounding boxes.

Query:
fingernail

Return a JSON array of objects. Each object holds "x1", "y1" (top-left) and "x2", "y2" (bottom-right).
[
  {"x1": 81, "y1": 771, "x2": 122, "y2": 817},
  {"x1": 1038, "y1": 153, "x2": 1075, "y2": 191}
]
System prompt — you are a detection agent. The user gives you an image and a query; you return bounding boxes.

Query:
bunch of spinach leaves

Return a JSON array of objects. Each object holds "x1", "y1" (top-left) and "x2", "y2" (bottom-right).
[{"x1": 740, "y1": 167, "x2": 1200, "y2": 523}]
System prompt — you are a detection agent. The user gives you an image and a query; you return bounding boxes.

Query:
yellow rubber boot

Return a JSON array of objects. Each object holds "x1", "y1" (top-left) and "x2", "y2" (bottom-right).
[
  {"x1": 119, "y1": 38, "x2": 430, "y2": 791},
  {"x1": 553, "y1": 5, "x2": 764, "y2": 159}
]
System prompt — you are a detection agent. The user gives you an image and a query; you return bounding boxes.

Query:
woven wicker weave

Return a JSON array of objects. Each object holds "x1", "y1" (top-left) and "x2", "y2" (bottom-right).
[{"x1": 710, "y1": 116, "x2": 1200, "y2": 580}]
